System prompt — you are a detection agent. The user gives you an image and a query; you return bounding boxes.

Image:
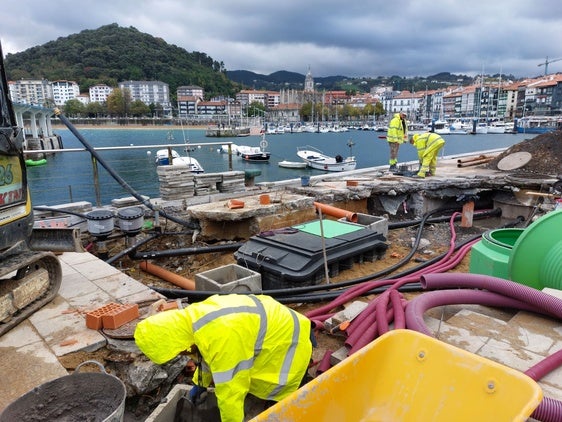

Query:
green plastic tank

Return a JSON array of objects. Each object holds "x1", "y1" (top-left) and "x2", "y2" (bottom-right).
[
  {"x1": 469, "y1": 228, "x2": 525, "y2": 280},
  {"x1": 508, "y1": 210, "x2": 562, "y2": 290}
]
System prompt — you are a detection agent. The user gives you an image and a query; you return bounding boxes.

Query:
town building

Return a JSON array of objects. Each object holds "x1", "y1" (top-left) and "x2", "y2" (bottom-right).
[
  {"x1": 8, "y1": 79, "x2": 53, "y2": 106},
  {"x1": 89, "y1": 84, "x2": 114, "y2": 104},
  {"x1": 50, "y1": 80, "x2": 80, "y2": 106},
  {"x1": 118, "y1": 80, "x2": 172, "y2": 117}
]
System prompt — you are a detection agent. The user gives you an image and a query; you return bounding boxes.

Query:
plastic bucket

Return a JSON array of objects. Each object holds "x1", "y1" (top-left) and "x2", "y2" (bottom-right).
[
  {"x1": 469, "y1": 228, "x2": 524, "y2": 279},
  {"x1": 0, "y1": 361, "x2": 126, "y2": 422},
  {"x1": 301, "y1": 175, "x2": 310, "y2": 187}
]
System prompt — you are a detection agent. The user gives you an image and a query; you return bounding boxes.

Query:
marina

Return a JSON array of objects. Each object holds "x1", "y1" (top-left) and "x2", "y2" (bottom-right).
[
  {"x1": 2, "y1": 110, "x2": 562, "y2": 420},
  {"x1": 27, "y1": 126, "x2": 530, "y2": 207},
  {"x1": 3, "y1": 137, "x2": 562, "y2": 419}
]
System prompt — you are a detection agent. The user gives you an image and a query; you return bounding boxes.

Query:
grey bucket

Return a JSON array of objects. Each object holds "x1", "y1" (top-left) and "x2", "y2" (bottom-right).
[{"x1": 0, "y1": 360, "x2": 126, "y2": 422}]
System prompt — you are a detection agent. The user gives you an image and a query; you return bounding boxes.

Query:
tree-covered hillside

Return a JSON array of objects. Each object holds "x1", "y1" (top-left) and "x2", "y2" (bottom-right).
[{"x1": 4, "y1": 23, "x2": 240, "y2": 100}]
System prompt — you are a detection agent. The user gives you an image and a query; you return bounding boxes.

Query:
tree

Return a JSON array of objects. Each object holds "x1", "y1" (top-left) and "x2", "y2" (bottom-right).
[
  {"x1": 130, "y1": 100, "x2": 151, "y2": 116},
  {"x1": 106, "y1": 88, "x2": 131, "y2": 116},
  {"x1": 63, "y1": 99, "x2": 85, "y2": 117},
  {"x1": 374, "y1": 102, "x2": 386, "y2": 119},
  {"x1": 85, "y1": 101, "x2": 106, "y2": 118},
  {"x1": 246, "y1": 101, "x2": 265, "y2": 117}
]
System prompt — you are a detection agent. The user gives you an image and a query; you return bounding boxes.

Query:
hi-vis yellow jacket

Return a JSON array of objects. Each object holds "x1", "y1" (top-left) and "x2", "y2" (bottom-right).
[
  {"x1": 134, "y1": 294, "x2": 313, "y2": 422},
  {"x1": 387, "y1": 113, "x2": 407, "y2": 144}
]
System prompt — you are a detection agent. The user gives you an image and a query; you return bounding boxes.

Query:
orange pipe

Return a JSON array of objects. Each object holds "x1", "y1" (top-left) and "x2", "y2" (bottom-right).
[
  {"x1": 314, "y1": 202, "x2": 358, "y2": 223},
  {"x1": 139, "y1": 261, "x2": 196, "y2": 290}
]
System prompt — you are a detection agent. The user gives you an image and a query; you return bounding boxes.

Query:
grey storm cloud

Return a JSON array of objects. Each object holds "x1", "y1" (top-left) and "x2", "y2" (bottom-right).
[{"x1": 1, "y1": 0, "x2": 561, "y2": 78}]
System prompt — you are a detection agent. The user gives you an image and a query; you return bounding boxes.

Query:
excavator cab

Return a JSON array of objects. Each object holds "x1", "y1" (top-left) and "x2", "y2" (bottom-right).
[
  {"x1": 0, "y1": 44, "x2": 34, "y2": 256},
  {"x1": 0, "y1": 43, "x2": 83, "y2": 336}
]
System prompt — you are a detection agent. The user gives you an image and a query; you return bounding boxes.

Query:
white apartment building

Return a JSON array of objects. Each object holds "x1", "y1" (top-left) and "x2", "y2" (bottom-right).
[
  {"x1": 89, "y1": 84, "x2": 114, "y2": 103},
  {"x1": 51, "y1": 80, "x2": 80, "y2": 106},
  {"x1": 236, "y1": 90, "x2": 280, "y2": 109},
  {"x1": 8, "y1": 79, "x2": 53, "y2": 106},
  {"x1": 177, "y1": 85, "x2": 204, "y2": 98},
  {"x1": 118, "y1": 80, "x2": 172, "y2": 116}
]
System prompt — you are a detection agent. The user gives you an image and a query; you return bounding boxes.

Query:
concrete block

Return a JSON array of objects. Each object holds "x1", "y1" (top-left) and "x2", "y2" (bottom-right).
[
  {"x1": 339, "y1": 213, "x2": 388, "y2": 237},
  {"x1": 195, "y1": 264, "x2": 262, "y2": 293}
]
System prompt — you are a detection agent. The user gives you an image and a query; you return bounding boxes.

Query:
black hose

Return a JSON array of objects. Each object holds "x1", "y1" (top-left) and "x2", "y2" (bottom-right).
[
  {"x1": 129, "y1": 242, "x2": 244, "y2": 260},
  {"x1": 105, "y1": 233, "x2": 161, "y2": 265},
  {"x1": 387, "y1": 208, "x2": 501, "y2": 229},
  {"x1": 33, "y1": 206, "x2": 89, "y2": 219},
  {"x1": 55, "y1": 110, "x2": 199, "y2": 230}
]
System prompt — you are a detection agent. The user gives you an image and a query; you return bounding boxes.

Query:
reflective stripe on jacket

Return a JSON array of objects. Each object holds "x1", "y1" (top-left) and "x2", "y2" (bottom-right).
[{"x1": 387, "y1": 113, "x2": 407, "y2": 144}]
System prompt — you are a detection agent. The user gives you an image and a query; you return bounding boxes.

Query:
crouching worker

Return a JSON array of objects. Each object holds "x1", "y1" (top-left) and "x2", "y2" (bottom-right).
[
  {"x1": 134, "y1": 294, "x2": 314, "y2": 422},
  {"x1": 409, "y1": 132, "x2": 446, "y2": 178}
]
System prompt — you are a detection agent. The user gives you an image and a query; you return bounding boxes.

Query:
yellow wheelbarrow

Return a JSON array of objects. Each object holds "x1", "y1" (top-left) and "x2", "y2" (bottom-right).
[{"x1": 251, "y1": 329, "x2": 542, "y2": 421}]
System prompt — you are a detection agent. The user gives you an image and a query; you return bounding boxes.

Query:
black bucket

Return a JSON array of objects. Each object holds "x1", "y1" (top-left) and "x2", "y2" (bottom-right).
[{"x1": 0, "y1": 361, "x2": 126, "y2": 422}]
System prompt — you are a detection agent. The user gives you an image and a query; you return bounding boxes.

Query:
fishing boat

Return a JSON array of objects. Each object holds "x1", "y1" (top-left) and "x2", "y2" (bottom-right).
[
  {"x1": 278, "y1": 160, "x2": 308, "y2": 169},
  {"x1": 297, "y1": 145, "x2": 357, "y2": 172},
  {"x1": 155, "y1": 149, "x2": 204, "y2": 173},
  {"x1": 237, "y1": 134, "x2": 271, "y2": 162},
  {"x1": 237, "y1": 146, "x2": 271, "y2": 162},
  {"x1": 516, "y1": 116, "x2": 562, "y2": 134}
]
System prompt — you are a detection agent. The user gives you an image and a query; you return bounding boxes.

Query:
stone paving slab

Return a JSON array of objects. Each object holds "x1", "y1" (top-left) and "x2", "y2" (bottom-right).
[{"x1": 0, "y1": 251, "x2": 164, "y2": 413}]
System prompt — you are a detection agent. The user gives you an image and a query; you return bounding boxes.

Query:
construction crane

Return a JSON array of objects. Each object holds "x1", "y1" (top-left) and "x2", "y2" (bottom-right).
[{"x1": 538, "y1": 56, "x2": 562, "y2": 75}]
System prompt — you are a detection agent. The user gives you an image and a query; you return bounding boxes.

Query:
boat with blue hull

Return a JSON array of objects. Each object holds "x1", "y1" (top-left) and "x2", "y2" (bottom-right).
[{"x1": 517, "y1": 116, "x2": 562, "y2": 134}]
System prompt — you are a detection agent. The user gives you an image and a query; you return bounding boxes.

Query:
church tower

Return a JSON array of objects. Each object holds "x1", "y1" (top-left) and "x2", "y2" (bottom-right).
[{"x1": 304, "y1": 66, "x2": 314, "y2": 93}]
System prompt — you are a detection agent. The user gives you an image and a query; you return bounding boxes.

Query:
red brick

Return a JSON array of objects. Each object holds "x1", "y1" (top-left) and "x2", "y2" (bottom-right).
[
  {"x1": 102, "y1": 303, "x2": 139, "y2": 330},
  {"x1": 85, "y1": 302, "x2": 139, "y2": 330}
]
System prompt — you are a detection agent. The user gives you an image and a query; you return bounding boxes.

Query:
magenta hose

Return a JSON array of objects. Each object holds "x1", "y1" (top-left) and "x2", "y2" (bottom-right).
[
  {"x1": 375, "y1": 291, "x2": 391, "y2": 334},
  {"x1": 405, "y1": 289, "x2": 537, "y2": 335},
  {"x1": 526, "y1": 349, "x2": 562, "y2": 381},
  {"x1": 316, "y1": 350, "x2": 333, "y2": 376},
  {"x1": 305, "y1": 279, "x2": 392, "y2": 319},
  {"x1": 348, "y1": 308, "x2": 394, "y2": 355},
  {"x1": 421, "y1": 273, "x2": 562, "y2": 319},
  {"x1": 390, "y1": 290, "x2": 406, "y2": 329}
]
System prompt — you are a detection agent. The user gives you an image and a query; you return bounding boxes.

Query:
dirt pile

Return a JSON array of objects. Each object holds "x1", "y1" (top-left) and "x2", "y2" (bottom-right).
[{"x1": 486, "y1": 131, "x2": 562, "y2": 176}]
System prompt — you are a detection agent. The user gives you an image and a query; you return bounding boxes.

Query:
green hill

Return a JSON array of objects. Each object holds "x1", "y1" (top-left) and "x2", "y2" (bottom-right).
[{"x1": 4, "y1": 23, "x2": 240, "y2": 100}]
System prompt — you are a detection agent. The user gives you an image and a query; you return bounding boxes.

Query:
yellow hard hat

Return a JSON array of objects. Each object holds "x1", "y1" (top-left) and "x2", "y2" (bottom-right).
[{"x1": 410, "y1": 134, "x2": 419, "y2": 143}]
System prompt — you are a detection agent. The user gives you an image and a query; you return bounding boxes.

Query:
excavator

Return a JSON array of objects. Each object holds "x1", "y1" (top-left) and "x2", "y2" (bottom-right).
[{"x1": 0, "y1": 43, "x2": 82, "y2": 336}]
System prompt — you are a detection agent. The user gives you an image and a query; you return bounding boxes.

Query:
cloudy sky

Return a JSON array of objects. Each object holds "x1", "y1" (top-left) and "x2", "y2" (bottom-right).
[{"x1": 2, "y1": 0, "x2": 561, "y2": 79}]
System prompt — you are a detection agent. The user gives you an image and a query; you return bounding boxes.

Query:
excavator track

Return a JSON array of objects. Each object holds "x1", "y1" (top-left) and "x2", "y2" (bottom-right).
[{"x1": 0, "y1": 250, "x2": 62, "y2": 336}]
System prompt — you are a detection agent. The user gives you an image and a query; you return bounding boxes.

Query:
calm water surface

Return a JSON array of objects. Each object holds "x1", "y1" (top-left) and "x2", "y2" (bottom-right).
[{"x1": 26, "y1": 127, "x2": 531, "y2": 206}]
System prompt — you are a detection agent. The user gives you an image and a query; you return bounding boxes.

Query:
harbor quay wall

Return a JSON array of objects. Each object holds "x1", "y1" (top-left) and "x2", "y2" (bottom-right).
[{"x1": 34, "y1": 156, "x2": 558, "y2": 243}]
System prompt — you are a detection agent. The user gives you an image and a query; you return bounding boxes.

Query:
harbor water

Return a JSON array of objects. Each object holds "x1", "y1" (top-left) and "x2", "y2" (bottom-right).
[{"x1": 26, "y1": 127, "x2": 531, "y2": 207}]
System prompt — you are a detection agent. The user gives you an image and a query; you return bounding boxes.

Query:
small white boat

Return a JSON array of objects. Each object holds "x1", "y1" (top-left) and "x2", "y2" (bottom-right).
[
  {"x1": 297, "y1": 146, "x2": 357, "y2": 172},
  {"x1": 155, "y1": 149, "x2": 204, "y2": 173},
  {"x1": 219, "y1": 144, "x2": 239, "y2": 154},
  {"x1": 278, "y1": 160, "x2": 308, "y2": 169},
  {"x1": 487, "y1": 121, "x2": 510, "y2": 134}
]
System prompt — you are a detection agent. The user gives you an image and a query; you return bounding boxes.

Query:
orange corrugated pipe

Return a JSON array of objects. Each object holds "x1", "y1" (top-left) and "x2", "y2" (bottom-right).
[
  {"x1": 313, "y1": 202, "x2": 358, "y2": 223},
  {"x1": 139, "y1": 261, "x2": 196, "y2": 290}
]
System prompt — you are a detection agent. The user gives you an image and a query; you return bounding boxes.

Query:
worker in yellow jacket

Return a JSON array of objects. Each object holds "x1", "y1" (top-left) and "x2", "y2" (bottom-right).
[
  {"x1": 386, "y1": 112, "x2": 408, "y2": 171},
  {"x1": 409, "y1": 132, "x2": 446, "y2": 177},
  {"x1": 134, "y1": 294, "x2": 313, "y2": 422}
]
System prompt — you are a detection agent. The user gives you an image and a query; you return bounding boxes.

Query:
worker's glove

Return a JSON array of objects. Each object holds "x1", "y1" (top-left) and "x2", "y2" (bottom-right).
[{"x1": 188, "y1": 385, "x2": 207, "y2": 406}]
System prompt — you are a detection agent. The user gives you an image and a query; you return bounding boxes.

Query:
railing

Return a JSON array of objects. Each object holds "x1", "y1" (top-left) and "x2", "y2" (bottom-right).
[{"x1": 25, "y1": 142, "x2": 237, "y2": 207}]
